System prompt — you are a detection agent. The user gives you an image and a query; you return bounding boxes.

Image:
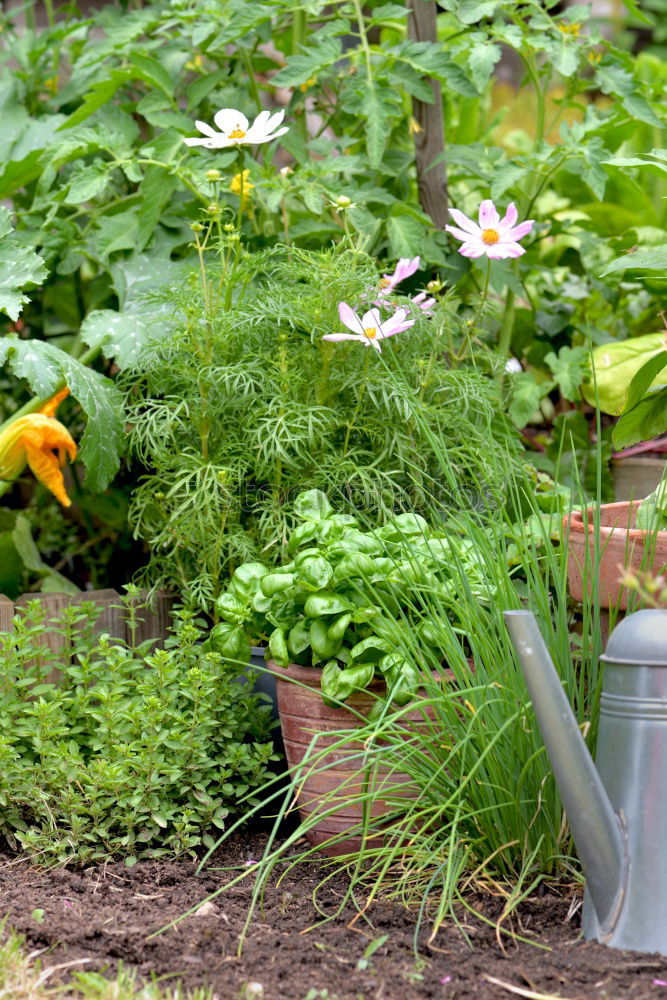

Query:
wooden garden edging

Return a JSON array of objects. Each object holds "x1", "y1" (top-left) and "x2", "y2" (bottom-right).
[{"x1": 0, "y1": 588, "x2": 176, "y2": 664}]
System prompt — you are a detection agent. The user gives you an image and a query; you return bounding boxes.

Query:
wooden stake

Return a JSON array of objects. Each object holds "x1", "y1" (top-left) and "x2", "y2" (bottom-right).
[{"x1": 407, "y1": 0, "x2": 448, "y2": 228}]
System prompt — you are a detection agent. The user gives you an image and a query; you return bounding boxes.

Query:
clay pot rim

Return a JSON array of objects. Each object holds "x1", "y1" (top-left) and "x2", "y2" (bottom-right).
[{"x1": 565, "y1": 500, "x2": 667, "y2": 542}]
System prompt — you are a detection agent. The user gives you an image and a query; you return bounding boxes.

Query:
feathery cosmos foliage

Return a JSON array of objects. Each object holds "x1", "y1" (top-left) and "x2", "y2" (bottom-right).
[{"x1": 126, "y1": 243, "x2": 518, "y2": 608}]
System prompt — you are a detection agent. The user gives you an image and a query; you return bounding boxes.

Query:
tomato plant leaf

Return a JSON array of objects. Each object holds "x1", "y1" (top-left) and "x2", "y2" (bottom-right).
[{"x1": 0, "y1": 207, "x2": 48, "y2": 321}]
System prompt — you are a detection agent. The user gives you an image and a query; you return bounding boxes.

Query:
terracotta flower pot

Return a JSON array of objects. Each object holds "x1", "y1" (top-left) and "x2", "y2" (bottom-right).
[
  {"x1": 269, "y1": 660, "x2": 440, "y2": 856},
  {"x1": 565, "y1": 501, "x2": 667, "y2": 611}
]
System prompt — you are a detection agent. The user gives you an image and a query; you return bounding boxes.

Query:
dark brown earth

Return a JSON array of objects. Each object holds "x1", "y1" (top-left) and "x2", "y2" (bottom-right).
[{"x1": 1, "y1": 832, "x2": 666, "y2": 1000}]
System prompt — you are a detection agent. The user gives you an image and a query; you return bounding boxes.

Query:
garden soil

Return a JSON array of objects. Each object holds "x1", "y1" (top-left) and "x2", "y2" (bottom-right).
[{"x1": 1, "y1": 831, "x2": 666, "y2": 1000}]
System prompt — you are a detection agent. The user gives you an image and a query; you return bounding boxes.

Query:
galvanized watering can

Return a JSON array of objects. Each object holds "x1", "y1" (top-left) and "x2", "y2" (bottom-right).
[{"x1": 505, "y1": 609, "x2": 667, "y2": 956}]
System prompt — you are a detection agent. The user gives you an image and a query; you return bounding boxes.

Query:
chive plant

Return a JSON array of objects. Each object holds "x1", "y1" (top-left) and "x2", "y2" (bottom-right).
[
  {"x1": 177, "y1": 448, "x2": 607, "y2": 950},
  {"x1": 176, "y1": 347, "x2": 612, "y2": 948}
]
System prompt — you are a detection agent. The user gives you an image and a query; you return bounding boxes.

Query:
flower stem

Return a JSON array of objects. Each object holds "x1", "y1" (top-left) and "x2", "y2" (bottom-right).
[
  {"x1": 316, "y1": 342, "x2": 332, "y2": 405},
  {"x1": 343, "y1": 350, "x2": 370, "y2": 456},
  {"x1": 498, "y1": 287, "x2": 516, "y2": 358},
  {"x1": 352, "y1": 0, "x2": 373, "y2": 82},
  {"x1": 521, "y1": 52, "x2": 547, "y2": 148},
  {"x1": 195, "y1": 229, "x2": 212, "y2": 327},
  {"x1": 468, "y1": 257, "x2": 491, "y2": 339},
  {"x1": 292, "y1": 6, "x2": 307, "y2": 50},
  {"x1": 292, "y1": 7, "x2": 310, "y2": 144},
  {"x1": 241, "y1": 47, "x2": 263, "y2": 113},
  {"x1": 236, "y1": 148, "x2": 246, "y2": 233}
]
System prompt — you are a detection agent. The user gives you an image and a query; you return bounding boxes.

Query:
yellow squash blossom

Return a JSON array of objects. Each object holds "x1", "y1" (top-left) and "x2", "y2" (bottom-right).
[{"x1": 0, "y1": 388, "x2": 77, "y2": 507}]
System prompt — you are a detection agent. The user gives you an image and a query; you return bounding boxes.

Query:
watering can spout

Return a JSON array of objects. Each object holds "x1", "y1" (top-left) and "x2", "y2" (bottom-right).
[{"x1": 504, "y1": 611, "x2": 627, "y2": 934}]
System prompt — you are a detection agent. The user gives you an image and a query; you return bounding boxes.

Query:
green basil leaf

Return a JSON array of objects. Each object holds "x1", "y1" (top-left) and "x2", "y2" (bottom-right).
[
  {"x1": 209, "y1": 623, "x2": 250, "y2": 662},
  {"x1": 349, "y1": 635, "x2": 389, "y2": 662},
  {"x1": 328, "y1": 612, "x2": 352, "y2": 641},
  {"x1": 334, "y1": 530, "x2": 383, "y2": 555},
  {"x1": 230, "y1": 562, "x2": 269, "y2": 599},
  {"x1": 260, "y1": 572, "x2": 295, "y2": 597},
  {"x1": 286, "y1": 521, "x2": 319, "y2": 553},
  {"x1": 294, "y1": 489, "x2": 332, "y2": 521},
  {"x1": 332, "y1": 552, "x2": 377, "y2": 582},
  {"x1": 321, "y1": 660, "x2": 343, "y2": 704},
  {"x1": 296, "y1": 555, "x2": 333, "y2": 590},
  {"x1": 335, "y1": 663, "x2": 376, "y2": 702},
  {"x1": 377, "y1": 513, "x2": 429, "y2": 540},
  {"x1": 304, "y1": 592, "x2": 349, "y2": 617},
  {"x1": 309, "y1": 619, "x2": 341, "y2": 662},
  {"x1": 252, "y1": 590, "x2": 272, "y2": 614},
  {"x1": 380, "y1": 653, "x2": 420, "y2": 705},
  {"x1": 268, "y1": 627, "x2": 289, "y2": 667},
  {"x1": 288, "y1": 621, "x2": 311, "y2": 658},
  {"x1": 214, "y1": 593, "x2": 247, "y2": 624}
]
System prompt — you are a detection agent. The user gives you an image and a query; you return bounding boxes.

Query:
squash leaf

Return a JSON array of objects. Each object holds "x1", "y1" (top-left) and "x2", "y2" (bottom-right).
[
  {"x1": 0, "y1": 338, "x2": 124, "y2": 491},
  {"x1": 583, "y1": 333, "x2": 667, "y2": 414}
]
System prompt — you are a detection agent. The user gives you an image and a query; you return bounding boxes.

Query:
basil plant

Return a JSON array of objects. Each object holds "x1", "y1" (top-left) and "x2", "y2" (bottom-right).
[{"x1": 204, "y1": 490, "x2": 490, "y2": 706}]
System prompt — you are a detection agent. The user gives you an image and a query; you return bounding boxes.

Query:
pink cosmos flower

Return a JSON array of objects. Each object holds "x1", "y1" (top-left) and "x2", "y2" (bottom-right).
[
  {"x1": 378, "y1": 257, "x2": 420, "y2": 294},
  {"x1": 323, "y1": 303, "x2": 415, "y2": 353},
  {"x1": 411, "y1": 291, "x2": 436, "y2": 313},
  {"x1": 445, "y1": 200, "x2": 534, "y2": 259}
]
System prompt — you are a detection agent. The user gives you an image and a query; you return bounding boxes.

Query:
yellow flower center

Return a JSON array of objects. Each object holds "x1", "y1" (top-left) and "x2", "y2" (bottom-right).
[
  {"x1": 378, "y1": 278, "x2": 391, "y2": 288},
  {"x1": 481, "y1": 228, "x2": 500, "y2": 245},
  {"x1": 364, "y1": 327, "x2": 378, "y2": 339},
  {"x1": 228, "y1": 128, "x2": 247, "y2": 140}
]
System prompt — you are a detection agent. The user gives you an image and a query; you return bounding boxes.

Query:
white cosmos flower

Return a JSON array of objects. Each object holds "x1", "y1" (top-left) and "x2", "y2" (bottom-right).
[
  {"x1": 505, "y1": 357, "x2": 523, "y2": 374},
  {"x1": 323, "y1": 303, "x2": 415, "y2": 353},
  {"x1": 183, "y1": 108, "x2": 289, "y2": 149},
  {"x1": 445, "y1": 200, "x2": 534, "y2": 259}
]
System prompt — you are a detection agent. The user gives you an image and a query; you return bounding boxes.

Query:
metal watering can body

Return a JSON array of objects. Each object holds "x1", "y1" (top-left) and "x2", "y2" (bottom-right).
[{"x1": 505, "y1": 609, "x2": 667, "y2": 956}]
